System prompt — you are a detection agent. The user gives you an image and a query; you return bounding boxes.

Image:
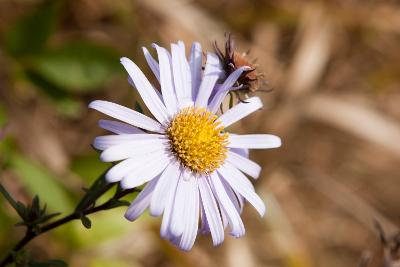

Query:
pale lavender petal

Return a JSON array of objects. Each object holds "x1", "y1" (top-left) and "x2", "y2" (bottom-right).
[
  {"x1": 150, "y1": 161, "x2": 181, "y2": 216},
  {"x1": 93, "y1": 133, "x2": 163, "y2": 150},
  {"x1": 189, "y1": 42, "x2": 202, "y2": 100},
  {"x1": 218, "y1": 97, "x2": 263, "y2": 128},
  {"x1": 199, "y1": 201, "x2": 210, "y2": 234},
  {"x1": 198, "y1": 177, "x2": 224, "y2": 246},
  {"x1": 170, "y1": 172, "x2": 194, "y2": 236},
  {"x1": 169, "y1": 174, "x2": 187, "y2": 237},
  {"x1": 208, "y1": 67, "x2": 248, "y2": 113},
  {"x1": 179, "y1": 177, "x2": 199, "y2": 251},
  {"x1": 121, "y1": 153, "x2": 170, "y2": 189},
  {"x1": 195, "y1": 53, "x2": 222, "y2": 108},
  {"x1": 160, "y1": 172, "x2": 181, "y2": 239},
  {"x1": 153, "y1": 44, "x2": 178, "y2": 115},
  {"x1": 222, "y1": 179, "x2": 244, "y2": 214},
  {"x1": 98, "y1": 119, "x2": 144, "y2": 134},
  {"x1": 127, "y1": 76, "x2": 163, "y2": 100},
  {"x1": 228, "y1": 134, "x2": 282, "y2": 149},
  {"x1": 171, "y1": 43, "x2": 192, "y2": 106},
  {"x1": 142, "y1": 47, "x2": 160, "y2": 83},
  {"x1": 105, "y1": 149, "x2": 167, "y2": 183},
  {"x1": 229, "y1": 148, "x2": 249, "y2": 158},
  {"x1": 89, "y1": 100, "x2": 163, "y2": 133},
  {"x1": 226, "y1": 150, "x2": 262, "y2": 179},
  {"x1": 100, "y1": 138, "x2": 167, "y2": 162},
  {"x1": 210, "y1": 173, "x2": 245, "y2": 237},
  {"x1": 177, "y1": 40, "x2": 185, "y2": 51},
  {"x1": 124, "y1": 177, "x2": 159, "y2": 221},
  {"x1": 218, "y1": 163, "x2": 265, "y2": 217},
  {"x1": 120, "y1": 57, "x2": 169, "y2": 123}
]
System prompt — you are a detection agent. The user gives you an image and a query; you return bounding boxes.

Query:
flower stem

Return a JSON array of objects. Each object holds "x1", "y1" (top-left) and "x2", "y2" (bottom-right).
[{"x1": 0, "y1": 174, "x2": 138, "y2": 267}]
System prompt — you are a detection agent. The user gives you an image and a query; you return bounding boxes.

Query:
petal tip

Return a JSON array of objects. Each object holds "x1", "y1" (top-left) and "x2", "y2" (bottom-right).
[
  {"x1": 88, "y1": 100, "x2": 100, "y2": 109},
  {"x1": 124, "y1": 211, "x2": 136, "y2": 222},
  {"x1": 120, "y1": 57, "x2": 132, "y2": 65},
  {"x1": 120, "y1": 179, "x2": 134, "y2": 190},
  {"x1": 273, "y1": 136, "x2": 282, "y2": 148}
]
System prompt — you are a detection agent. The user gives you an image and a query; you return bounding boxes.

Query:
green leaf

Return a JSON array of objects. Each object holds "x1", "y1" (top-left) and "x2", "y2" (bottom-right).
[
  {"x1": 15, "y1": 201, "x2": 28, "y2": 220},
  {"x1": 31, "y1": 195, "x2": 40, "y2": 214},
  {"x1": 30, "y1": 42, "x2": 122, "y2": 92},
  {"x1": 9, "y1": 154, "x2": 74, "y2": 213},
  {"x1": 0, "y1": 183, "x2": 19, "y2": 211},
  {"x1": 3, "y1": 1, "x2": 60, "y2": 57},
  {"x1": 80, "y1": 215, "x2": 92, "y2": 229}
]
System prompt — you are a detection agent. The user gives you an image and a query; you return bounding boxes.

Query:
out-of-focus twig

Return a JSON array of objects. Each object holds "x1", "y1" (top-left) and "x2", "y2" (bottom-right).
[
  {"x1": 285, "y1": 4, "x2": 333, "y2": 97},
  {"x1": 358, "y1": 221, "x2": 400, "y2": 267},
  {"x1": 263, "y1": 4, "x2": 334, "y2": 134},
  {"x1": 0, "y1": 174, "x2": 138, "y2": 267},
  {"x1": 304, "y1": 94, "x2": 400, "y2": 159}
]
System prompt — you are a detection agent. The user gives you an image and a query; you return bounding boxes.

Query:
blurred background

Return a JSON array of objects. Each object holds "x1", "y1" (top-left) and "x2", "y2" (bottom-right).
[{"x1": 0, "y1": 0, "x2": 400, "y2": 266}]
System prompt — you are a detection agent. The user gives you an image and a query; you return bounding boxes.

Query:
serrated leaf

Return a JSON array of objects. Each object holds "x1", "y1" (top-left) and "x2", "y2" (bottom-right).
[
  {"x1": 30, "y1": 42, "x2": 122, "y2": 92},
  {"x1": 4, "y1": 2, "x2": 60, "y2": 57},
  {"x1": 80, "y1": 215, "x2": 92, "y2": 229}
]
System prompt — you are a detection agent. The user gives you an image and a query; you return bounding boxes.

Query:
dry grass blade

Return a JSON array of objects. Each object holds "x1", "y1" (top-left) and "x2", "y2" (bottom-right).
[
  {"x1": 305, "y1": 94, "x2": 400, "y2": 159},
  {"x1": 286, "y1": 4, "x2": 333, "y2": 97}
]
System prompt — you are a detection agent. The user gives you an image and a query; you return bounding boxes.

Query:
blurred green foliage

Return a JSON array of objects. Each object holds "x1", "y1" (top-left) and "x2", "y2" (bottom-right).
[
  {"x1": 8, "y1": 154, "x2": 74, "y2": 213},
  {"x1": 30, "y1": 42, "x2": 122, "y2": 92},
  {"x1": 3, "y1": 0, "x2": 122, "y2": 95},
  {"x1": 0, "y1": 0, "x2": 127, "y2": 259},
  {"x1": 71, "y1": 154, "x2": 110, "y2": 184},
  {"x1": 3, "y1": 2, "x2": 59, "y2": 57}
]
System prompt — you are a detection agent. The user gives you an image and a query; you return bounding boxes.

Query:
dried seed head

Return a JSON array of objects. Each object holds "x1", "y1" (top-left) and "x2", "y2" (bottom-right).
[{"x1": 214, "y1": 33, "x2": 267, "y2": 96}]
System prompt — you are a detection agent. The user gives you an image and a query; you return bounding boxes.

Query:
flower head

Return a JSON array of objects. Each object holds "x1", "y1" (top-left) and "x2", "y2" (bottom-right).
[{"x1": 89, "y1": 41, "x2": 281, "y2": 251}]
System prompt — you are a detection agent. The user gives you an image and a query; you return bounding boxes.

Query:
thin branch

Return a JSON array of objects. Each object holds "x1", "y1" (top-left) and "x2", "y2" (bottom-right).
[{"x1": 0, "y1": 179, "x2": 140, "y2": 267}]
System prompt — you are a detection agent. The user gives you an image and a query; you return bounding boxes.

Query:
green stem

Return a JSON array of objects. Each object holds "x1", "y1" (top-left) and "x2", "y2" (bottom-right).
[{"x1": 0, "y1": 175, "x2": 139, "y2": 267}]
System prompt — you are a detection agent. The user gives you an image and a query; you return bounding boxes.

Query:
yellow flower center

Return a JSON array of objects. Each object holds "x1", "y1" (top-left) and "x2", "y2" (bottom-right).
[{"x1": 166, "y1": 107, "x2": 229, "y2": 174}]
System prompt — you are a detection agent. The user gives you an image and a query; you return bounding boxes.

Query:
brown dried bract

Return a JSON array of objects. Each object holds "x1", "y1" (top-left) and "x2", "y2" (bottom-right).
[{"x1": 214, "y1": 33, "x2": 266, "y2": 96}]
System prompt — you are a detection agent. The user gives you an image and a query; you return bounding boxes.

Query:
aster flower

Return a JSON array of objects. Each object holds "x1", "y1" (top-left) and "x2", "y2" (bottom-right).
[{"x1": 89, "y1": 41, "x2": 281, "y2": 251}]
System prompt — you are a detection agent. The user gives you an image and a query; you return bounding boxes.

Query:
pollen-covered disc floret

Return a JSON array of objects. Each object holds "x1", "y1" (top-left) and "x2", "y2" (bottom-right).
[{"x1": 167, "y1": 107, "x2": 229, "y2": 174}]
